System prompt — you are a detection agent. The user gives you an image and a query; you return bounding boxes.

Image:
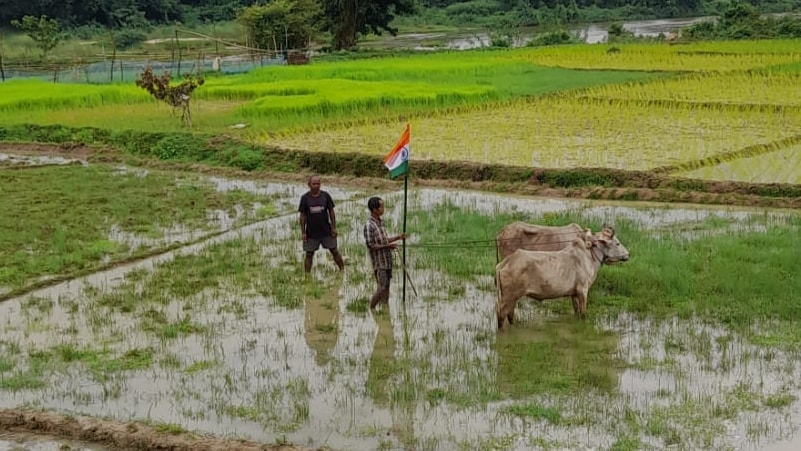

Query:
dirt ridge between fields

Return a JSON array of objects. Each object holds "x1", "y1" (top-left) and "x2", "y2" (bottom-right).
[{"x1": 0, "y1": 408, "x2": 319, "y2": 451}]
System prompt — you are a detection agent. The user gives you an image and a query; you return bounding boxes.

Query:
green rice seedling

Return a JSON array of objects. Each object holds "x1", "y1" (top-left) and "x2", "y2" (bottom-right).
[
  {"x1": 160, "y1": 318, "x2": 206, "y2": 340},
  {"x1": 678, "y1": 144, "x2": 801, "y2": 184},
  {"x1": 584, "y1": 70, "x2": 801, "y2": 108},
  {"x1": 0, "y1": 50, "x2": 661, "y2": 134},
  {"x1": 0, "y1": 79, "x2": 151, "y2": 112},
  {"x1": 503, "y1": 403, "x2": 563, "y2": 424},
  {"x1": 0, "y1": 371, "x2": 47, "y2": 391},
  {"x1": 516, "y1": 41, "x2": 801, "y2": 72},
  {"x1": 0, "y1": 357, "x2": 15, "y2": 373}
]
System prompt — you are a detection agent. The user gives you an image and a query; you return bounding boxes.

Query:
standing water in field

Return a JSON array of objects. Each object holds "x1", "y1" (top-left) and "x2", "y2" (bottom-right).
[{"x1": 0, "y1": 182, "x2": 799, "y2": 450}]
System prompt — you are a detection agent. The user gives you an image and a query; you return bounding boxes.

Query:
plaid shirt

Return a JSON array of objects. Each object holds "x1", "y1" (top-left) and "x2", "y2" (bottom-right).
[{"x1": 364, "y1": 216, "x2": 392, "y2": 270}]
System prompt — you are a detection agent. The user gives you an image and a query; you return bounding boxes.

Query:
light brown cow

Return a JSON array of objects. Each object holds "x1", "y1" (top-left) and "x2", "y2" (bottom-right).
[
  {"x1": 495, "y1": 222, "x2": 585, "y2": 262},
  {"x1": 494, "y1": 228, "x2": 629, "y2": 330},
  {"x1": 495, "y1": 222, "x2": 621, "y2": 262}
]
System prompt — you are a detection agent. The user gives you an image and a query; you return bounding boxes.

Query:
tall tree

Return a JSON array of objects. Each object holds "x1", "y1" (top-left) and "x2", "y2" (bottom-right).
[
  {"x1": 11, "y1": 15, "x2": 64, "y2": 59},
  {"x1": 237, "y1": 0, "x2": 322, "y2": 52},
  {"x1": 323, "y1": 0, "x2": 416, "y2": 50}
]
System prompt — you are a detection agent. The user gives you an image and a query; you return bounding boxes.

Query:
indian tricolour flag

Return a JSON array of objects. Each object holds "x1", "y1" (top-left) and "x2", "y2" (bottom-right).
[{"x1": 383, "y1": 123, "x2": 410, "y2": 180}]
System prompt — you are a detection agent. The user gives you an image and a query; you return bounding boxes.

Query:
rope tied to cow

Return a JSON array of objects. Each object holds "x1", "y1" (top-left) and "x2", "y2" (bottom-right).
[{"x1": 403, "y1": 232, "x2": 585, "y2": 249}]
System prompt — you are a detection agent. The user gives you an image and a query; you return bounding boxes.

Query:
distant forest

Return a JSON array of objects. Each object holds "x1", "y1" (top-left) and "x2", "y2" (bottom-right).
[{"x1": 1, "y1": 0, "x2": 799, "y2": 30}]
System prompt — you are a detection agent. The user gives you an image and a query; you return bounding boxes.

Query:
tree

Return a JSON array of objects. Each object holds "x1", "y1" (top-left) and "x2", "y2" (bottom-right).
[
  {"x1": 323, "y1": 0, "x2": 416, "y2": 50},
  {"x1": 135, "y1": 67, "x2": 204, "y2": 126},
  {"x1": 10, "y1": 15, "x2": 64, "y2": 59},
  {"x1": 237, "y1": 0, "x2": 322, "y2": 52}
]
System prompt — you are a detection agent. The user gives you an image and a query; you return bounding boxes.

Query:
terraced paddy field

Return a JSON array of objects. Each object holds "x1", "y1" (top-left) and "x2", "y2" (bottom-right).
[
  {"x1": 3, "y1": 149, "x2": 801, "y2": 450},
  {"x1": 2, "y1": 39, "x2": 801, "y2": 185}
]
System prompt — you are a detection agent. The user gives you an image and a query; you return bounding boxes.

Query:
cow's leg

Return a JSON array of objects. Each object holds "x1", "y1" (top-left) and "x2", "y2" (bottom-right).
[
  {"x1": 498, "y1": 299, "x2": 515, "y2": 330},
  {"x1": 577, "y1": 292, "x2": 588, "y2": 320},
  {"x1": 497, "y1": 302, "x2": 508, "y2": 330},
  {"x1": 571, "y1": 296, "x2": 580, "y2": 316},
  {"x1": 507, "y1": 311, "x2": 514, "y2": 325},
  {"x1": 496, "y1": 299, "x2": 506, "y2": 330}
]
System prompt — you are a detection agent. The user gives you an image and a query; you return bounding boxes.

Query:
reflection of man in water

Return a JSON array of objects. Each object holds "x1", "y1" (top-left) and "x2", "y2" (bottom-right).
[
  {"x1": 367, "y1": 311, "x2": 415, "y2": 447},
  {"x1": 303, "y1": 277, "x2": 342, "y2": 367},
  {"x1": 367, "y1": 311, "x2": 396, "y2": 405}
]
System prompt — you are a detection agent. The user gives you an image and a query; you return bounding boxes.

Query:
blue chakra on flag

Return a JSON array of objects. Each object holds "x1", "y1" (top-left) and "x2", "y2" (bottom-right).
[{"x1": 400, "y1": 146, "x2": 409, "y2": 159}]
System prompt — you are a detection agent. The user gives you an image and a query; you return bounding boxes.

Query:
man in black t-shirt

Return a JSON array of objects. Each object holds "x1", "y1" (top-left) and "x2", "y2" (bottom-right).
[{"x1": 298, "y1": 175, "x2": 345, "y2": 274}]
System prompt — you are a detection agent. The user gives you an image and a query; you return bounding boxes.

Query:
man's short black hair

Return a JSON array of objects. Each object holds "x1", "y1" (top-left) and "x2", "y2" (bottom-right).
[{"x1": 368, "y1": 196, "x2": 382, "y2": 212}]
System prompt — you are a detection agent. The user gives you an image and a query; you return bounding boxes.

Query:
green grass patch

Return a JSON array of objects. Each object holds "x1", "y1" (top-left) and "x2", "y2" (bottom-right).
[
  {"x1": 184, "y1": 359, "x2": 221, "y2": 374},
  {"x1": 504, "y1": 403, "x2": 563, "y2": 424},
  {"x1": 0, "y1": 357, "x2": 15, "y2": 373},
  {"x1": 52, "y1": 345, "x2": 154, "y2": 382}
]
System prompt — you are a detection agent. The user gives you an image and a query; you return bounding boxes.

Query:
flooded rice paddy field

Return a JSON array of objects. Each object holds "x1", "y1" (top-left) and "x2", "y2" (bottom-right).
[
  {"x1": 2, "y1": 162, "x2": 801, "y2": 450},
  {"x1": 0, "y1": 157, "x2": 367, "y2": 296}
]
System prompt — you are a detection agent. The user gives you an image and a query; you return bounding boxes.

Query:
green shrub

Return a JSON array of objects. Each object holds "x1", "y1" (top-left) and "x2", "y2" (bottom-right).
[{"x1": 227, "y1": 147, "x2": 263, "y2": 171}]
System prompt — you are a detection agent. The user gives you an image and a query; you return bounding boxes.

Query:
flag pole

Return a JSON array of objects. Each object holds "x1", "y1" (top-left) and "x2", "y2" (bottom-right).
[{"x1": 401, "y1": 172, "x2": 408, "y2": 304}]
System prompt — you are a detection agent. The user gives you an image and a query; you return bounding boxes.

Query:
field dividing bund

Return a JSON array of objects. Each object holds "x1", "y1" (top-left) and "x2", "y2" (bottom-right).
[{"x1": 2, "y1": 177, "x2": 801, "y2": 450}]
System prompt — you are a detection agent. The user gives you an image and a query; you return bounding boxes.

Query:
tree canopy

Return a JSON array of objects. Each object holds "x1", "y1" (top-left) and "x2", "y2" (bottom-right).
[{"x1": 1, "y1": 0, "x2": 799, "y2": 49}]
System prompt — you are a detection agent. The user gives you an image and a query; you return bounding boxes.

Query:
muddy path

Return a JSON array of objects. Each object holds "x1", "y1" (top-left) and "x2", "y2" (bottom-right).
[{"x1": 0, "y1": 409, "x2": 316, "y2": 451}]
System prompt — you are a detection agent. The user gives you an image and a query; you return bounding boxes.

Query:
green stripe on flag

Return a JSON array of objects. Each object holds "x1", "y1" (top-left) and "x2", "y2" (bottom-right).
[{"x1": 389, "y1": 160, "x2": 408, "y2": 180}]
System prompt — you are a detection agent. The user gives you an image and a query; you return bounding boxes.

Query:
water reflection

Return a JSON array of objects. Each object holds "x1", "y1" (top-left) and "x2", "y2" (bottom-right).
[
  {"x1": 496, "y1": 316, "x2": 622, "y2": 398},
  {"x1": 367, "y1": 311, "x2": 396, "y2": 406},
  {"x1": 303, "y1": 278, "x2": 342, "y2": 367}
]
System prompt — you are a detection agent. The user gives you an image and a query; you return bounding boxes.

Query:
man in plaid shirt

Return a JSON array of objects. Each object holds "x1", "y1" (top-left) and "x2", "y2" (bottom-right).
[{"x1": 363, "y1": 196, "x2": 406, "y2": 311}]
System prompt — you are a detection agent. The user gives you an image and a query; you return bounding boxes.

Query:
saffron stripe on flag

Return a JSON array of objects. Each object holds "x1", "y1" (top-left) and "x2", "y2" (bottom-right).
[{"x1": 384, "y1": 124, "x2": 410, "y2": 180}]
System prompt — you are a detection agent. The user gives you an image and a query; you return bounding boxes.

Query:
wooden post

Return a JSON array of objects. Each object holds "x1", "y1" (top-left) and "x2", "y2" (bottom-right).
[
  {"x1": 0, "y1": 32, "x2": 5, "y2": 82},
  {"x1": 175, "y1": 29, "x2": 182, "y2": 76},
  {"x1": 213, "y1": 22, "x2": 219, "y2": 56},
  {"x1": 119, "y1": 59, "x2": 124, "y2": 82},
  {"x1": 109, "y1": 30, "x2": 116, "y2": 82}
]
